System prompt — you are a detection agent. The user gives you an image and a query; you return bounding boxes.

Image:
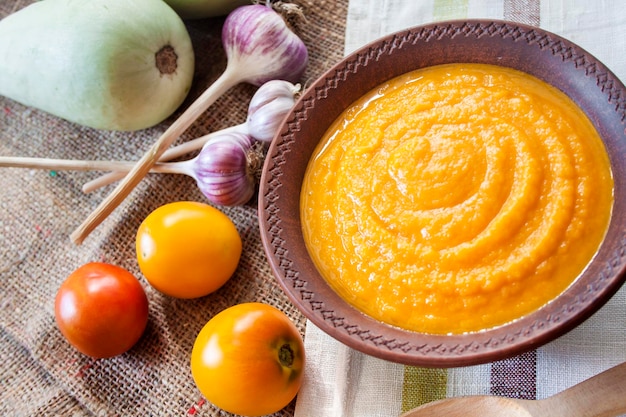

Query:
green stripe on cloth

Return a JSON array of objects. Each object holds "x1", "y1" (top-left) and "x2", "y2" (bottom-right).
[
  {"x1": 433, "y1": 0, "x2": 468, "y2": 21},
  {"x1": 401, "y1": 366, "x2": 447, "y2": 413}
]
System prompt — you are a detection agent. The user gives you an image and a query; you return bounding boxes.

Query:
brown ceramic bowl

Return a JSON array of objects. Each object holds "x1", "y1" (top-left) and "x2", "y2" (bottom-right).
[{"x1": 258, "y1": 20, "x2": 626, "y2": 367}]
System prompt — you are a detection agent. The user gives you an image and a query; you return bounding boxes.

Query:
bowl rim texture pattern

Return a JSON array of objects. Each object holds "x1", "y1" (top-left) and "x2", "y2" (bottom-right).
[{"x1": 258, "y1": 19, "x2": 626, "y2": 367}]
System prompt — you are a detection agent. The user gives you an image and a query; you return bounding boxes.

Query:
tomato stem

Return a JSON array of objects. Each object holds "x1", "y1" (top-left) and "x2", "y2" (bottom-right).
[{"x1": 278, "y1": 343, "x2": 294, "y2": 368}]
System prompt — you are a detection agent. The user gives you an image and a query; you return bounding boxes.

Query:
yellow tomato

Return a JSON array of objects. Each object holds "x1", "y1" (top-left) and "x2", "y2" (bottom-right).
[
  {"x1": 136, "y1": 201, "x2": 242, "y2": 299},
  {"x1": 191, "y1": 303, "x2": 305, "y2": 416}
]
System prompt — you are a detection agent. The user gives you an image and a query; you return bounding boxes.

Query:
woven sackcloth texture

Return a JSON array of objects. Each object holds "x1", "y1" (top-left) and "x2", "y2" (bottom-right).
[{"x1": 0, "y1": 1, "x2": 347, "y2": 416}]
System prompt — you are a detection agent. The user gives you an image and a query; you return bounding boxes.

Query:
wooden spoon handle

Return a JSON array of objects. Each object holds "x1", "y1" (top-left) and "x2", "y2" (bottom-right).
[{"x1": 538, "y1": 362, "x2": 626, "y2": 417}]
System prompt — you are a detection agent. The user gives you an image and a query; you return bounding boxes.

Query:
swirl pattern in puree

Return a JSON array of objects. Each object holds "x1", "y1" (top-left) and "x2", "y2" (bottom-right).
[{"x1": 301, "y1": 63, "x2": 614, "y2": 334}]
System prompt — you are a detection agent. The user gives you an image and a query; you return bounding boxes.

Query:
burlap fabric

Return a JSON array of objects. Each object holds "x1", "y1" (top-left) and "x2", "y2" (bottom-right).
[{"x1": 0, "y1": 1, "x2": 347, "y2": 415}]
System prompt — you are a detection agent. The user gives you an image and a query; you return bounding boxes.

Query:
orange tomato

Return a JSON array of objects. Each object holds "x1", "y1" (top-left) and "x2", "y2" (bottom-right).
[
  {"x1": 54, "y1": 262, "x2": 149, "y2": 358},
  {"x1": 136, "y1": 201, "x2": 242, "y2": 299},
  {"x1": 191, "y1": 303, "x2": 305, "y2": 416}
]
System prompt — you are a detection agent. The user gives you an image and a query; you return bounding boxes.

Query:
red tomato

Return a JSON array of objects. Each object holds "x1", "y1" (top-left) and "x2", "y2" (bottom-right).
[
  {"x1": 136, "y1": 201, "x2": 242, "y2": 299},
  {"x1": 191, "y1": 303, "x2": 305, "y2": 416},
  {"x1": 54, "y1": 262, "x2": 149, "y2": 358}
]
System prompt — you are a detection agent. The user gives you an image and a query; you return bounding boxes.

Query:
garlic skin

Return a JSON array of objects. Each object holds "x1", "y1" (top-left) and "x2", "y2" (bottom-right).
[
  {"x1": 191, "y1": 81, "x2": 301, "y2": 205},
  {"x1": 247, "y1": 80, "x2": 300, "y2": 142},
  {"x1": 221, "y1": 4, "x2": 308, "y2": 87},
  {"x1": 191, "y1": 132, "x2": 263, "y2": 206}
]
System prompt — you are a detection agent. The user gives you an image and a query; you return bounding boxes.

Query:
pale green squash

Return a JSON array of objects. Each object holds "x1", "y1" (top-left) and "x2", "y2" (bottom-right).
[
  {"x1": 0, "y1": 0, "x2": 195, "y2": 131},
  {"x1": 163, "y1": 0, "x2": 250, "y2": 19}
]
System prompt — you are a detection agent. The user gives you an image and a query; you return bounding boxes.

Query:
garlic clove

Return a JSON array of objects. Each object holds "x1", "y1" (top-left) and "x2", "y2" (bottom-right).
[
  {"x1": 221, "y1": 4, "x2": 308, "y2": 87},
  {"x1": 247, "y1": 80, "x2": 301, "y2": 113},
  {"x1": 248, "y1": 95, "x2": 298, "y2": 143},
  {"x1": 191, "y1": 132, "x2": 260, "y2": 206},
  {"x1": 247, "y1": 80, "x2": 301, "y2": 143}
]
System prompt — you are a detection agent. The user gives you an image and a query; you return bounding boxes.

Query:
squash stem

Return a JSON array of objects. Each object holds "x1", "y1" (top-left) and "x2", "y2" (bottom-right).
[
  {"x1": 155, "y1": 45, "x2": 178, "y2": 76},
  {"x1": 70, "y1": 66, "x2": 243, "y2": 245}
]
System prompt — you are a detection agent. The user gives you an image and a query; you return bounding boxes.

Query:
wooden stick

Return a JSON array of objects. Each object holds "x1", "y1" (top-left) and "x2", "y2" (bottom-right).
[
  {"x1": 81, "y1": 123, "x2": 247, "y2": 193},
  {"x1": 70, "y1": 68, "x2": 240, "y2": 245},
  {"x1": 0, "y1": 156, "x2": 136, "y2": 172},
  {"x1": 0, "y1": 155, "x2": 186, "y2": 175}
]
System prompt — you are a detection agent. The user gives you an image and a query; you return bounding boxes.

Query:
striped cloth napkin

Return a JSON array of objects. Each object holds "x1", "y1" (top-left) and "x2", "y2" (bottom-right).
[{"x1": 294, "y1": 1, "x2": 626, "y2": 416}]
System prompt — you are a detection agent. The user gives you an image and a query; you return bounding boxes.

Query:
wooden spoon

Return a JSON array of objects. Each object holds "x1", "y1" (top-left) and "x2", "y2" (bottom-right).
[{"x1": 401, "y1": 362, "x2": 626, "y2": 417}]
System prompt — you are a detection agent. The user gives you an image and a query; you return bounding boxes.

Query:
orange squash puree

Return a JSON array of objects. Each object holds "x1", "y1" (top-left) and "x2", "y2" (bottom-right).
[{"x1": 300, "y1": 63, "x2": 614, "y2": 335}]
